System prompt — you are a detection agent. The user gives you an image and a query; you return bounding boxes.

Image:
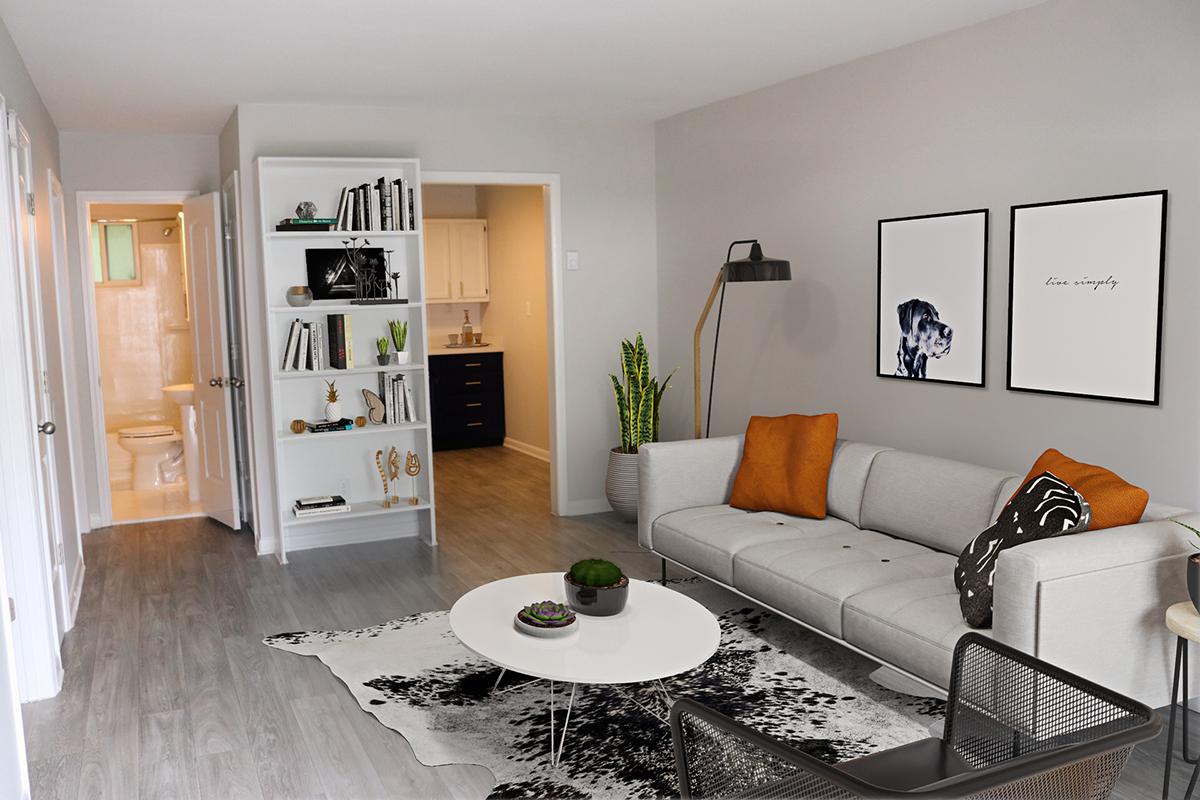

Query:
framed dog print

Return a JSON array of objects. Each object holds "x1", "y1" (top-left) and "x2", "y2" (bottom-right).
[
  {"x1": 876, "y1": 209, "x2": 988, "y2": 386},
  {"x1": 1007, "y1": 190, "x2": 1167, "y2": 404}
]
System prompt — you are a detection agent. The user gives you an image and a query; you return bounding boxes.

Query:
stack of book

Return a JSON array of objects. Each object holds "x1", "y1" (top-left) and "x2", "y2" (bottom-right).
[
  {"x1": 280, "y1": 314, "x2": 354, "y2": 371},
  {"x1": 276, "y1": 217, "x2": 338, "y2": 232},
  {"x1": 293, "y1": 495, "x2": 349, "y2": 518},
  {"x1": 305, "y1": 418, "x2": 354, "y2": 434},
  {"x1": 380, "y1": 372, "x2": 418, "y2": 424},
  {"x1": 334, "y1": 176, "x2": 416, "y2": 232}
]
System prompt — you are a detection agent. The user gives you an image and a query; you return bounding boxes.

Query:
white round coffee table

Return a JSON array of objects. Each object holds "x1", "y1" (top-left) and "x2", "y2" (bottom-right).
[{"x1": 449, "y1": 572, "x2": 720, "y2": 765}]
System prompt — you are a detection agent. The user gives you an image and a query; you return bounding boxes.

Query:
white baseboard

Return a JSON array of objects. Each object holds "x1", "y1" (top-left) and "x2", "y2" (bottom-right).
[
  {"x1": 559, "y1": 497, "x2": 613, "y2": 516},
  {"x1": 89, "y1": 512, "x2": 103, "y2": 530},
  {"x1": 68, "y1": 560, "x2": 85, "y2": 632},
  {"x1": 503, "y1": 437, "x2": 550, "y2": 462}
]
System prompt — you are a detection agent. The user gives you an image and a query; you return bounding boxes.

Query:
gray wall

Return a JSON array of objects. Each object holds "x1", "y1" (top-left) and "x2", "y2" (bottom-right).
[
  {"x1": 58, "y1": 130, "x2": 220, "y2": 521},
  {"x1": 0, "y1": 16, "x2": 84, "y2": 609},
  {"x1": 226, "y1": 102, "x2": 657, "y2": 553},
  {"x1": 655, "y1": 0, "x2": 1200, "y2": 508}
]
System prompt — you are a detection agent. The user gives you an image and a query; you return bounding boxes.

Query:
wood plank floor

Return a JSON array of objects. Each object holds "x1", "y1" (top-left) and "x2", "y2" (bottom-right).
[{"x1": 20, "y1": 446, "x2": 1180, "y2": 799}]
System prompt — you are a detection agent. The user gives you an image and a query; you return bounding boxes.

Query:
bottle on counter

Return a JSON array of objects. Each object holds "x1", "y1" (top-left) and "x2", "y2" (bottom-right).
[{"x1": 461, "y1": 309, "x2": 474, "y2": 344}]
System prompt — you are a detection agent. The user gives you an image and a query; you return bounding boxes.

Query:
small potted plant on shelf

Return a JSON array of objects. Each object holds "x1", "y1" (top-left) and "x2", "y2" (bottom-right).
[
  {"x1": 607, "y1": 332, "x2": 674, "y2": 522},
  {"x1": 1172, "y1": 520, "x2": 1200, "y2": 612},
  {"x1": 564, "y1": 558, "x2": 629, "y2": 616},
  {"x1": 389, "y1": 319, "x2": 410, "y2": 365},
  {"x1": 515, "y1": 600, "x2": 577, "y2": 638},
  {"x1": 375, "y1": 337, "x2": 390, "y2": 366}
]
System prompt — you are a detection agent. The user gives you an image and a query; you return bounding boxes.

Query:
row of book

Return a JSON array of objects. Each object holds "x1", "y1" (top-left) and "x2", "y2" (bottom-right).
[
  {"x1": 281, "y1": 315, "x2": 355, "y2": 371},
  {"x1": 304, "y1": 418, "x2": 354, "y2": 434},
  {"x1": 335, "y1": 177, "x2": 416, "y2": 232},
  {"x1": 381, "y1": 372, "x2": 419, "y2": 424},
  {"x1": 293, "y1": 495, "x2": 350, "y2": 518},
  {"x1": 275, "y1": 217, "x2": 338, "y2": 232}
]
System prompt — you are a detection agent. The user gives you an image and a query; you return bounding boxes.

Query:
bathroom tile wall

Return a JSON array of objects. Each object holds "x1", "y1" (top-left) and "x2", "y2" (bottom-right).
[{"x1": 96, "y1": 217, "x2": 194, "y2": 433}]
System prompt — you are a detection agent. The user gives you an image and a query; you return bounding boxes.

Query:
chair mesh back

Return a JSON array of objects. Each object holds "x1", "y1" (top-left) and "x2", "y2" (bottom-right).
[
  {"x1": 946, "y1": 636, "x2": 1148, "y2": 769},
  {"x1": 961, "y1": 750, "x2": 1131, "y2": 800},
  {"x1": 677, "y1": 711, "x2": 856, "y2": 799}
]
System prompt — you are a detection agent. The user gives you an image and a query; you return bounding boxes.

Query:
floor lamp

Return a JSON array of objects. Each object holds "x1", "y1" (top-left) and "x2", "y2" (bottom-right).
[{"x1": 693, "y1": 240, "x2": 792, "y2": 438}]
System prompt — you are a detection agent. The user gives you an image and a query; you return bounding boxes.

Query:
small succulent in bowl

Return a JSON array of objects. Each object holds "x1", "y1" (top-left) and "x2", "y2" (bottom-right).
[
  {"x1": 567, "y1": 559, "x2": 626, "y2": 588},
  {"x1": 517, "y1": 600, "x2": 576, "y2": 629}
]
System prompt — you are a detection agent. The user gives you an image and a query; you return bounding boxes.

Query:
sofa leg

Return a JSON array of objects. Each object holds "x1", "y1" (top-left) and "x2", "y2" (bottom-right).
[{"x1": 661, "y1": 558, "x2": 667, "y2": 586}]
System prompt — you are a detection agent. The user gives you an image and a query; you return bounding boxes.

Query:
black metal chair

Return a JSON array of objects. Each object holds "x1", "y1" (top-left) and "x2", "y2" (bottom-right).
[{"x1": 671, "y1": 633, "x2": 1160, "y2": 799}]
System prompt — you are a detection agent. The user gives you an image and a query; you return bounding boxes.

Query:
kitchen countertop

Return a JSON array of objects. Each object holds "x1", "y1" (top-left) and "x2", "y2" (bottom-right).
[{"x1": 429, "y1": 343, "x2": 504, "y2": 356}]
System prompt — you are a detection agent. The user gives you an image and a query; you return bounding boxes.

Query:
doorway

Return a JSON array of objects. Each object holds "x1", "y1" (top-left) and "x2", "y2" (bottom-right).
[
  {"x1": 421, "y1": 172, "x2": 566, "y2": 514},
  {"x1": 80, "y1": 199, "x2": 202, "y2": 524}
]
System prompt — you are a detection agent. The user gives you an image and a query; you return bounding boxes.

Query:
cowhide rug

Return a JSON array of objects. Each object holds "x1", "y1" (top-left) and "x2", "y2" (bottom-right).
[{"x1": 264, "y1": 579, "x2": 943, "y2": 799}]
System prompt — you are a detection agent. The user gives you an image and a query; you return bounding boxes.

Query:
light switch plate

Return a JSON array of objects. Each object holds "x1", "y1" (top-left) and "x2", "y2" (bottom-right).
[{"x1": 566, "y1": 250, "x2": 579, "y2": 271}]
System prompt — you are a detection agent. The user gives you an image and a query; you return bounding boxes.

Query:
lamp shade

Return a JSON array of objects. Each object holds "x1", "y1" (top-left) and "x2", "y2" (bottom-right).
[{"x1": 722, "y1": 241, "x2": 791, "y2": 282}]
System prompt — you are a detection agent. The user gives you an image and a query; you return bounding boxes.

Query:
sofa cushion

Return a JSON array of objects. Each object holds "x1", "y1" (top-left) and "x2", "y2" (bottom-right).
[
  {"x1": 843, "y1": 576, "x2": 990, "y2": 687},
  {"x1": 827, "y1": 441, "x2": 892, "y2": 527},
  {"x1": 860, "y1": 450, "x2": 1017, "y2": 554},
  {"x1": 730, "y1": 413, "x2": 839, "y2": 518},
  {"x1": 653, "y1": 505, "x2": 850, "y2": 584},
  {"x1": 734, "y1": 531, "x2": 955, "y2": 637},
  {"x1": 1014, "y1": 448, "x2": 1148, "y2": 531}
]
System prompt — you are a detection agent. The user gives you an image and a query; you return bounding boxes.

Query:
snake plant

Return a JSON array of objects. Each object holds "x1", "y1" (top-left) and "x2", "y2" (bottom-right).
[
  {"x1": 389, "y1": 319, "x2": 408, "y2": 352},
  {"x1": 609, "y1": 332, "x2": 674, "y2": 454}
]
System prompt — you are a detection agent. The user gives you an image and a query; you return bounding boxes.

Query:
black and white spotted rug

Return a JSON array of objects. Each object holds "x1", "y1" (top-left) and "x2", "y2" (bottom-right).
[{"x1": 264, "y1": 579, "x2": 944, "y2": 799}]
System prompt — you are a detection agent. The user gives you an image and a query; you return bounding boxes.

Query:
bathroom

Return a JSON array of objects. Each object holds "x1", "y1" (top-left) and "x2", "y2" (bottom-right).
[{"x1": 89, "y1": 203, "x2": 202, "y2": 523}]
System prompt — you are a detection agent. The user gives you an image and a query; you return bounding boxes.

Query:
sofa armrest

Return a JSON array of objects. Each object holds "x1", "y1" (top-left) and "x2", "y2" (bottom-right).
[
  {"x1": 638, "y1": 435, "x2": 744, "y2": 550},
  {"x1": 992, "y1": 512, "x2": 1198, "y2": 707}
]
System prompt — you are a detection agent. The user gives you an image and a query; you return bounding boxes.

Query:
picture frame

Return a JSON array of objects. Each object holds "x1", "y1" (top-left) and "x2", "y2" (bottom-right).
[
  {"x1": 1007, "y1": 190, "x2": 1167, "y2": 405},
  {"x1": 876, "y1": 209, "x2": 989, "y2": 387},
  {"x1": 305, "y1": 247, "x2": 387, "y2": 301}
]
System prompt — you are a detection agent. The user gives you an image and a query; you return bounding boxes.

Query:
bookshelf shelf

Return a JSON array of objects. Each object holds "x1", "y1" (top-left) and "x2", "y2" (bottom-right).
[
  {"x1": 256, "y1": 155, "x2": 436, "y2": 561},
  {"x1": 276, "y1": 420, "x2": 427, "y2": 442},
  {"x1": 272, "y1": 364, "x2": 425, "y2": 381},
  {"x1": 284, "y1": 498, "x2": 432, "y2": 527},
  {"x1": 269, "y1": 302, "x2": 424, "y2": 314},
  {"x1": 267, "y1": 230, "x2": 421, "y2": 240}
]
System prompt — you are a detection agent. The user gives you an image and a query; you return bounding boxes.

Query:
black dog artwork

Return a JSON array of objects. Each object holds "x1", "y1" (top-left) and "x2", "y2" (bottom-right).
[{"x1": 894, "y1": 298, "x2": 953, "y2": 379}]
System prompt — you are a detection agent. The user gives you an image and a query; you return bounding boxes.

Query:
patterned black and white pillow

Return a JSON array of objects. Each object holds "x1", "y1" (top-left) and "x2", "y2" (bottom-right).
[{"x1": 955, "y1": 471, "x2": 1090, "y2": 629}]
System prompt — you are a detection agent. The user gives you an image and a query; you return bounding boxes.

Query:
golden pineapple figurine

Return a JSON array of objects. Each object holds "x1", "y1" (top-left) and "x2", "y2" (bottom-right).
[{"x1": 323, "y1": 380, "x2": 342, "y2": 422}]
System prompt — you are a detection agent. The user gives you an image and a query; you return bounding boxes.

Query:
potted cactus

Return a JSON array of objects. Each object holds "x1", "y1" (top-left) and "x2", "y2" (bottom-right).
[
  {"x1": 564, "y1": 558, "x2": 629, "y2": 616},
  {"x1": 606, "y1": 333, "x2": 674, "y2": 521},
  {"x1": 375, "y1": 337, "x2": 390, "y2": 366},
  {"x1": 389, "y1": 319, "x2": 410, "y2": 365},
  {"x1": 515, "y1": 600, "x2": 577, "y2": 638}
]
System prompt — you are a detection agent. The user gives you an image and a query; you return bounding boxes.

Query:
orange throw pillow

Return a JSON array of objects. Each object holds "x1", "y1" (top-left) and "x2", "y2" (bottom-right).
[
  {"x1": 1015, "y1": 449, "x2": 1148, "y2": 531},
  {"x1": 730, "y1": 413, "x2": 838, "y2": 519}
]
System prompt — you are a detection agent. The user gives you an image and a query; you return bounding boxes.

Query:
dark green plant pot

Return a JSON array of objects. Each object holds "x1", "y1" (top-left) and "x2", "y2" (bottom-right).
[
  {"x1": 1189, "y1": 555, "x2": 1200, "y2": 614},
  {"x1": 564, "y1": 574, "x2": 629, "y2": 616}
]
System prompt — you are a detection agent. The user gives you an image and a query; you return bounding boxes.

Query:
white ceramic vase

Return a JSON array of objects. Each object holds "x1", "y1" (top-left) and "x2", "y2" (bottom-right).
[
  {"x1": 394, "y1": 351, "x2": 411, "y2": 365},
  {"x1": 324, "y1": 402, "x2": 342, "y2": 422}
]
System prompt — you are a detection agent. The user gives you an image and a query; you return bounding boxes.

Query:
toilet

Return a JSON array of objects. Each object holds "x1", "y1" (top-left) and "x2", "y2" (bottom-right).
[{"x1": 116, "y1": 425, "x2": 184, "y2": 490}]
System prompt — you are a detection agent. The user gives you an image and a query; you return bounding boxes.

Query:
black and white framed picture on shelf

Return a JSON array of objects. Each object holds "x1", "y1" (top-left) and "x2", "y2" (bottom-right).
[
  {"x1": 305, "y1": 246, "x2": 387, "y2": 301},
  {"x1": 1007, "y1": 190, "x2": 1167, "y2": 405},
  {"x1": 876, "y1": 209, "x2": 988, "y2": 386}
]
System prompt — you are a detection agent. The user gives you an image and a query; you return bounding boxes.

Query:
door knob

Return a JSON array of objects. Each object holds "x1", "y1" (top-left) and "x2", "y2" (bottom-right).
[
  {"x1": 228, "y1": 377, "x2": 244, "y2": 389},
  {"x1": 38, "y1": 421, "x2": 56, "y2": 435},
  {"x1": 209, "y1": 378, "x2": 222, "y2": 387}
]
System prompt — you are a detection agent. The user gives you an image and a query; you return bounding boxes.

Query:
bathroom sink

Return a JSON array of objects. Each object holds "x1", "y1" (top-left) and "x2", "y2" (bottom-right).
[{"x1": 163, "y1": 383, "x2": 194, "y2": 406}]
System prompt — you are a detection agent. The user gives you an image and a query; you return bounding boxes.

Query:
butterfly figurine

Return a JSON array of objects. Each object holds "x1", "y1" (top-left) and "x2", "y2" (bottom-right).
[{"x1": 361, "y1": 389, "x2": 386, "y2": 424}]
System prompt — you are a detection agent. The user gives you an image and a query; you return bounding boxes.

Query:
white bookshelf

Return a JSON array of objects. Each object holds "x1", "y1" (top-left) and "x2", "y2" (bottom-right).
[{"x1": 255, "y1": 157, "x2": 437, "y2": 562}]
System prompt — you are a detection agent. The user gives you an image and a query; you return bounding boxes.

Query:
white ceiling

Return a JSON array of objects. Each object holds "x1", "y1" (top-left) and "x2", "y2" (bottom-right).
[{"x1": 0, "y1": 0, "x2": 1045, "y2": 134}]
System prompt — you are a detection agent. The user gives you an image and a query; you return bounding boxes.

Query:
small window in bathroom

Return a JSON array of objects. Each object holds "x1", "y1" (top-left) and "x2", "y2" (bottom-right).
[{"x1": 92, "y1": 221, "x2": 141, "y2": 286}]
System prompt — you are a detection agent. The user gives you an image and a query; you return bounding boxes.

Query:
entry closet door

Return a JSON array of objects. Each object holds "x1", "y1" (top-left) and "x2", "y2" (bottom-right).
[{"x1": 184, "y1": 193, "x2": 241, "y2": 530}]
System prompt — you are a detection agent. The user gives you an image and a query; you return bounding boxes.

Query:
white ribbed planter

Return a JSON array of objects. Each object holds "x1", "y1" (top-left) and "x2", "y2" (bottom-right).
[{"x1": 605, "y1": 448, "x2": 640, "y2": 522}]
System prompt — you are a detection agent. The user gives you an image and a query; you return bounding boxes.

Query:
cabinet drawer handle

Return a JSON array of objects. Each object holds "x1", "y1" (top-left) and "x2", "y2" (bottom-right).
[
  {"x1": 464, "y1": 380, "x2": 482, "y2": 386},
  {"x1": 467, "y1": 422, "x2": 483, "y2": 428},
  {"x1": 465, "y1": 402, "x2": 483, "y2": 408},
  {"x1": 464, "y1": 362, "x2": 482, "y2": 367}
]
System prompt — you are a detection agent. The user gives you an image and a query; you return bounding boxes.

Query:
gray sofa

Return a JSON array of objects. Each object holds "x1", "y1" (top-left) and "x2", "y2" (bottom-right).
[{"x1": 638, "y1": 435, "x2": 1199, "y2": 707}]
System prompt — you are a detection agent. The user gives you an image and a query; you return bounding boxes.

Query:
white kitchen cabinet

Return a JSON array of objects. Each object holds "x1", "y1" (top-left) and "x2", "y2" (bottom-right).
[{"x1": 423, "y1": 219, "x2": 489, "y2": 303}]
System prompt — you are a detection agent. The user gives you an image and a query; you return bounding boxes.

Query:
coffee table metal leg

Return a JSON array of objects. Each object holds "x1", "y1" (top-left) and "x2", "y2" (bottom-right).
[{"x1": 549, "y1": 681, "x2": 578, "y2": 768}]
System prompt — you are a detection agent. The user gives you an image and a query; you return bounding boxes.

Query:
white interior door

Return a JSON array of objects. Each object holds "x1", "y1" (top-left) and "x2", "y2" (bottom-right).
[{"x1": 184, "y1": 193, "x2": 241, "y2": 530}]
